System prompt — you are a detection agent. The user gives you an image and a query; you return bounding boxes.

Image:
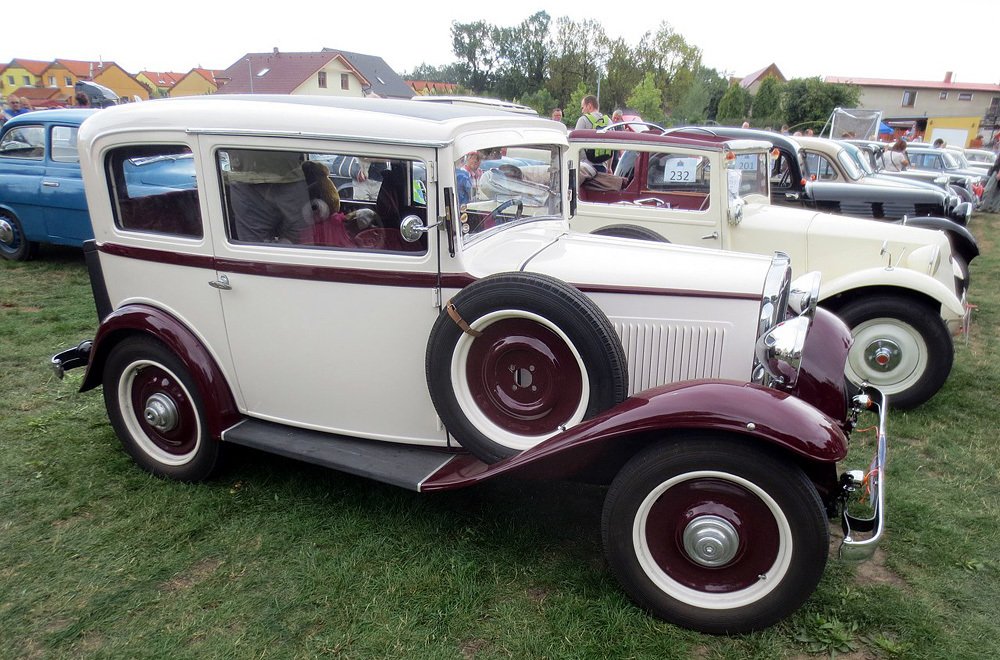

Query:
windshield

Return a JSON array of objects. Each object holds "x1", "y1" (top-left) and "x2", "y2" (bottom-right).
[
  {"x1": 456, "y1": 144, "x2": 562, "y2": 244},
  {"x1": 941, "y1": 151, "x2": 962, "y2": 170},
  {"x1": 835, "y1": 149, "x2": 863, "y2": 180},
  {"x1": 729, "y1": 151, "x2": 769, "y2": 199},
  {"x1": 842, "y1": 142, "x2": 874, "y2": 176}
]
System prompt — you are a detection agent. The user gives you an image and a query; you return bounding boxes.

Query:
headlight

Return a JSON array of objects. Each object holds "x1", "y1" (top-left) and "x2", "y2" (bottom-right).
[
  {"x1": 905, "y1": 244, "x2": 941, "y2": 276},
  {"x1": 788, "y1": 271, "x2": 821, "y2": 319},
  {"x1": 934, "y1": 175, "x2": 949, "y2": 187},
  {"x1": 754, "y1": 316, "x2": 809, "y2": 389},
  {"x1": 758, "y1": 252, "x2": 791, "y2": 337}
]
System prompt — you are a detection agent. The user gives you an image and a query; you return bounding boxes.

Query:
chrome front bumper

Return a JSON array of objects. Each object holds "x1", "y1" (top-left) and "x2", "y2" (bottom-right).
[{"x1": 839, "y1": 386, "x2": 888, "y2": 561}]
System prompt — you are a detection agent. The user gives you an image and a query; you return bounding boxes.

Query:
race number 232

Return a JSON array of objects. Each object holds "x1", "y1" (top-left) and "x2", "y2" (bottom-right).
[{"x1": 664, "y1": 157, "x2": 697, "y2": 183}]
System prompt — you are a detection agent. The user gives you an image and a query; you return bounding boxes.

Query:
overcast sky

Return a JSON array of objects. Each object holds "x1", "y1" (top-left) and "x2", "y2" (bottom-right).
[{"x1": 3, "y1": 1, "x2": 996, "y2": 86}]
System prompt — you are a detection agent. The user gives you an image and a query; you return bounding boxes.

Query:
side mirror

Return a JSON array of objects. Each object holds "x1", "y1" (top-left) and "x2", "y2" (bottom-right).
[{"x1": 400, "y1": 215, "x2": 428, "y2": 243}]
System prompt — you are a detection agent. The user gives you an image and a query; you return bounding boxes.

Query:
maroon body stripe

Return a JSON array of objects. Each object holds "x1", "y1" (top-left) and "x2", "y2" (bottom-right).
[{"x1": 98, "y1": 242, "x2": 758, "y2": 300}]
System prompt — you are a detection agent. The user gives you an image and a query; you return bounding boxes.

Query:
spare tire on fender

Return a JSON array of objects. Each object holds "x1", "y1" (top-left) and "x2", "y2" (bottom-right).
[{"x1": 426, "y1": 272, "x2": 629, "y2": 464}]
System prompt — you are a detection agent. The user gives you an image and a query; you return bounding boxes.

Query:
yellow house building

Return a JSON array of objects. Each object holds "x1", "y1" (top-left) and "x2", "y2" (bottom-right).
[
  {"x1": 1, "y1": 59, "x2": 49, "y2": 96},
  {"x1": 58, "y1": 60, "x2": 151, "y2": 102},
  {"x1": 137, "y1": 71, "x2": 184, "y2": 98},
  {"x1": 169, "y1": 69, "x2": 221, "y2": 97}
]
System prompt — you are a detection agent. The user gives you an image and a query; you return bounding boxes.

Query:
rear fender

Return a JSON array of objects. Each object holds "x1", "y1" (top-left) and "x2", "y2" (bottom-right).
[
  {"x1": 79, "y1": 303, "x2": 240, "y2": 439},
  {"x1": 422, "y1": 380, "x2": 848, "y2": 491}
]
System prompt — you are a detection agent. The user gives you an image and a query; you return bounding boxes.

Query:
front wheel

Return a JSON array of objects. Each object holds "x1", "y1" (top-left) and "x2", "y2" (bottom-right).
[
  {"x1": 837, "y1": 295, "x2": 953, "y2": 409},
  {"x1": 602, "y1": 438, "x2": 828, "y2": 634},
  {"x1": 103, "y1": 336, "x2": 220, "y2": 481}
]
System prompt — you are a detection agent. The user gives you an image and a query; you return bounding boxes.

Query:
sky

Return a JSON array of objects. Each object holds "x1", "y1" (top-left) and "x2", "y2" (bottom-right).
[{"x1": 2, "y1": 1, "x2": 996, "y2": 86}]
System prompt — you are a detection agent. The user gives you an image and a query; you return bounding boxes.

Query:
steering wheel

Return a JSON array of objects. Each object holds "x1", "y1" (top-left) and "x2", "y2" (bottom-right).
[{"x1": 484, "y1": 199, "x2": 524, "y2": 227}]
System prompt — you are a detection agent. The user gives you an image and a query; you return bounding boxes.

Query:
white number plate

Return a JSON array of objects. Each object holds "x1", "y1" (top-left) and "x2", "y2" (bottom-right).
[{"x1": 663, "y1": 157, "x2": 698, "y2": 183}]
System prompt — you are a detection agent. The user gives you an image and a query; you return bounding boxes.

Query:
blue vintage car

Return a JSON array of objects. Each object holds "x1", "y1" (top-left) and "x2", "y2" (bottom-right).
[{"x1": 0, "y1": 109, "x2": 196, "y2": 260}]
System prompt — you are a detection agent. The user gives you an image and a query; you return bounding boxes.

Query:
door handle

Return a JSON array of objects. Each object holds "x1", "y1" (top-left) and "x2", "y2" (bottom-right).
[
  {"x1": 208, "y1": 274, "x2": 232, "y2": 290},
  {"x1": 701, "y1": 231, "x2": 719, "y2": 240},
  {"x1": 42, "y1": 181, "x2": 60, "y2": 188}
]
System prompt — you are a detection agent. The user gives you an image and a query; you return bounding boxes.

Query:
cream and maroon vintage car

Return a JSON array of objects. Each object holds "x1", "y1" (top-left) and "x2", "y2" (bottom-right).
[
  {"x1": 570, "y1": 126, "x2": 972, "y2": 409},
  {"x1": 52, "y1": 96, "x2": 887, "y2": 634}
]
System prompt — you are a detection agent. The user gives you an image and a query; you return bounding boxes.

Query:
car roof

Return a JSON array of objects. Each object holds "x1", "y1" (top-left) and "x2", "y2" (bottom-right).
[
  {"x1": 77, "y1": 95, "x2": 559, "y2": 148},
  {"x1": 2, "y1": 108, "x2": 99, "y2": 128},
  {"x1": 568, "y1": 126, "x2": 772, "y2": 152}
]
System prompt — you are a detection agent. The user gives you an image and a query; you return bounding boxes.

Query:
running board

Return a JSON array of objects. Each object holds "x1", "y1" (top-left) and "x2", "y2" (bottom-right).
[{"x1": 222, "y1": 419, "x2": 459, "y2": 491}]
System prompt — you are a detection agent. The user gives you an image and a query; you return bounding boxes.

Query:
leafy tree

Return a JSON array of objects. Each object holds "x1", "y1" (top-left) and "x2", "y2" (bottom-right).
[
  {"x1": 751, "y1": 75, "x2": 784, "y2": 127},
  {"x1": 696, "y1": 66, "x2": 729, "y2": 121},
  {"x1": 783, "y1": 77, "x2": 859, "y2": 131},
  {"x1": 627, "y1": 72, "x2": 666, "y2": 125},
  {"x1": 545, "y1": 17, "x2": 608, "y2": 107},
  {"x1": 451, "y1": 20, "x2": 501, "y2": 93},
  {"x1": 494, "y1": 12, "x2": 551, "y2": 100},
  {"x1": 601, "y1": 37, "x2": 642, "y2": 112},
  {"x1": 403, "y1": 62, "x2": 464, "y2": 85},
  {"x1": 518, "y1": 88, "x2": 559, "y2": 118},
  {"x1": 670, "y1": 76, "x2": 710, "y2": 125},
  {"x1": 716, "y1": 83, "x2": 751, "y2": 125},
  {"x1": 564, "y1": 82, "x2": 590, "y2": 128}
]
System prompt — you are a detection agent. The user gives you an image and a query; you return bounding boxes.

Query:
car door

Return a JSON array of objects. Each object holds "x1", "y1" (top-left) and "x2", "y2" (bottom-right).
[
  {"x1": 41, "y1": 123, "x2": 92, "y2": 243},
  {"x1": 201, "y1": 135, "x2": 447, "y2": 445},
  {"x1": 0, "y1": 122, "x2": 46, "y2": 238}
]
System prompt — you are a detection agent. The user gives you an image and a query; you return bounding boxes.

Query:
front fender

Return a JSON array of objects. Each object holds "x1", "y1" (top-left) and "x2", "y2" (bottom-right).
[
  {"x1": 901, "y1": 216, "x2": 979, "y2": 264},
  {"x1": 821, "y1": 266, "x2": 965, "y2": 320},
  {"x1": 421, "y1": 380, "x2": 848, "y2": 491},
  {"x1": 79, "y1": 303, "x2": 241, "y2": 439}
]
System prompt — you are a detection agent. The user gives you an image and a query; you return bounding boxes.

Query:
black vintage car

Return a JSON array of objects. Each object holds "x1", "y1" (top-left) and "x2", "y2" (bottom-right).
[
  {"x1": 846, "y1": 139, "x2": 979, "y2": 206},
  {"x1": 706, "y1": 127, "x2": 978, "y2": 271}
]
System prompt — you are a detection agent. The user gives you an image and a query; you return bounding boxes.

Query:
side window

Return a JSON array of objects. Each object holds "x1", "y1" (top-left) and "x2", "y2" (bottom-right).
[
  {"x1": 50, "y1": 126, "x2": 79, "y2": 163},
  {"x1": 0, "y1": 125, "x2": 45, "y2": 159},
  {"x1": 217, "y1": 147, "x2": 426, "y2": 253},
  {"x1": 107, "y1": 145, "x2": 202, "y2": 238},
  {"x1": 803, "y1": 152, "x2": 839, "y2": 181}
]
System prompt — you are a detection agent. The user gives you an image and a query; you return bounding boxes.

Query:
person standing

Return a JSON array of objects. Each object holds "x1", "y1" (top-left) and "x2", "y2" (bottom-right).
[
  {"x1": 979, "y1": 153, "x2": 1000, "y2": 213},
  {"x1": 884, "y1": 139, "x2": 910, "y2": 172},
  {"x1": 575, "y1": 95, "x2": 612, "y2": 171},
  {"x1": 2, "y1": 96, "x2": 31, "y2": 120}
]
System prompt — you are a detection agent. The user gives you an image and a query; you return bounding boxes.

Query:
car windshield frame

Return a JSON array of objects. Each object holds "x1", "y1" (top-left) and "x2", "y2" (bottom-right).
[
  {"x1": 728, "y1": 150, "x2": 770, "y2": 200},
  {"x1": 841, "y1": 142, "x2": 875, "y2": 176},
  {"x1": 835, "y1": 149, "x2": 864, "y2": 181}
]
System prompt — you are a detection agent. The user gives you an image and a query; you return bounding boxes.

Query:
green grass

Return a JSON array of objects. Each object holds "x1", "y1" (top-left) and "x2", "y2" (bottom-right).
[{"x1": 2, "y1": 218, "x2": 1000, "y2": 658}]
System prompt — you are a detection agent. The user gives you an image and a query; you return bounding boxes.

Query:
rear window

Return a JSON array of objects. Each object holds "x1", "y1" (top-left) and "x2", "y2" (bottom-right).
[{"x1": 106, "y1": 145, "x2": 201, "y2": 238}]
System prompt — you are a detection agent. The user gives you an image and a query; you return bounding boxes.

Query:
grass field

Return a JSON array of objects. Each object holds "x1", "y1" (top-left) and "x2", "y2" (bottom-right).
[{"x1": 2, "y1": 215, "x2": 998, "y2": 659}]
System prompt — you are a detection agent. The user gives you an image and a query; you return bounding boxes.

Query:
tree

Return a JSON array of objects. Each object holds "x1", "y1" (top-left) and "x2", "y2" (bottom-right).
[
  {"x1": 451, "y1": 20, "x2": 501, "y2": 93},
  {"x1": 751, "y1": 76, "x2": 784, "y2": 127},
  {"x1": 601, "y1": 37, "x2": 642, "y2": 113},
  {"x1": 670, "y1": 76, "x2": 710, "y2": 126},
  {"x1": 783, "y1": 77, "x2": 860, "y2": 131},
  {"x1": 545, "y1": 17, "x2": 609, "y2": 107},
  {"x1": 518, "y1": 88, "x2": 559, "y2": 118},
  {"x1": 494, "y1": 12, "x2": 551, "y2": 100},
  {"x1": 403, "y1": 62, "x2": 464, "y2": 85},
  {"x1": 564, "y1": 82, "x2": 590, "y2": 128},
  {"x1": 716, "y1": 83, "x2": 751, "y2": 125},
  {"x1": 627, "y1": 73, "x2": 666, "y2": 125}
]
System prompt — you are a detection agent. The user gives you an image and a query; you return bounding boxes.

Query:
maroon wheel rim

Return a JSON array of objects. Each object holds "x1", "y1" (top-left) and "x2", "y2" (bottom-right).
[
  {"x1": 128, "y1": 364, "x2": 199, "y2": 456},
  {"x1": 642, "y1": 477, "x2": 780, "y2": 593},
  {"x1": 465, "y1": 317, "x2": 584, "y2": 436}
]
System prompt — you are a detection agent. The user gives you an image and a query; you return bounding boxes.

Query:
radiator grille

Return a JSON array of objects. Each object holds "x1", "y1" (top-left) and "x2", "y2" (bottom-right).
[{"x1": 613, "y1": 320, "x2": 727, "y2": 395}]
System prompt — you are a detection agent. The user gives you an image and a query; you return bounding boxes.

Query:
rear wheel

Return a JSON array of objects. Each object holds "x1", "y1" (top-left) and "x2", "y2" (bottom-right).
[
  {"x1": 0, "y1": 210, "x2": 38, "y2": 261},
  {"x1": 602, "y1": 438, "x2": 828, "y2": 634},
  {"x1": 103, "y1": 336, "x2": 220, "y2": 481},
  {"x1": 837, "y1": 295, "x2": 953, "y2": 409}
]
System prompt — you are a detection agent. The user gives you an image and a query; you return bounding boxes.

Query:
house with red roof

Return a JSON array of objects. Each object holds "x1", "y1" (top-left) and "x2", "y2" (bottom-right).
[
  {"x1": 735, "y1": 64, "x2": 786, "y2": 94},
  {"x1": 1, "y1": 59, "x2": 51, "y2": 97},
  {"x1": 409, "y1": 80, "x2": 459, "y2": 96},
  {"x1": 137, "y1": 71, "x2": 185, "y2": 97}
]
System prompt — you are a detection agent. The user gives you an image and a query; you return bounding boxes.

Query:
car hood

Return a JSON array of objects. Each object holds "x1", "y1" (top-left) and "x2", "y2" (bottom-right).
[
  {"x1": 806, "y1": 179, "x2": 946, "y2": 204},
  {"x1": 461, "y1": 223, "x2": 771, "y2": 298}
]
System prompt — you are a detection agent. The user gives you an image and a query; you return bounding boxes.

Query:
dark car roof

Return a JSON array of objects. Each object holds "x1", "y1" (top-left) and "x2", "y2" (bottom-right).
[
  {"x1": 569, "y1": 127, "x2": 769, "y2": 152},
  {"x1": 702, "y1": 127, "x2": 801, "y2": 152},
  {"x1": 3, "y1": 108, "x2": 99, "y2": 129}
]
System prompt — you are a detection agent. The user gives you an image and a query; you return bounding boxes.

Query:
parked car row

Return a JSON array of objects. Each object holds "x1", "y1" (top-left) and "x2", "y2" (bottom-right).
[{"x1": 4, "y1": 96, "x2": 924, "y2": 633}]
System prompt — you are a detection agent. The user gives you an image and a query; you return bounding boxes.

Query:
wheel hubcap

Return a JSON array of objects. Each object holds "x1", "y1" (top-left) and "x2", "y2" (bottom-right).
[
  {"x1": 0, "y1": 218, "x2": 14, "y2": 245},
  {"x1": 864, "y1": 339, "x2": 902, "y2": 371},
  {"x1": 683, "y1": 516, "x2": 740, "y2": 567},
  {"x1": 143, "y1": 392, "x2": 179, "y2": 432}
]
